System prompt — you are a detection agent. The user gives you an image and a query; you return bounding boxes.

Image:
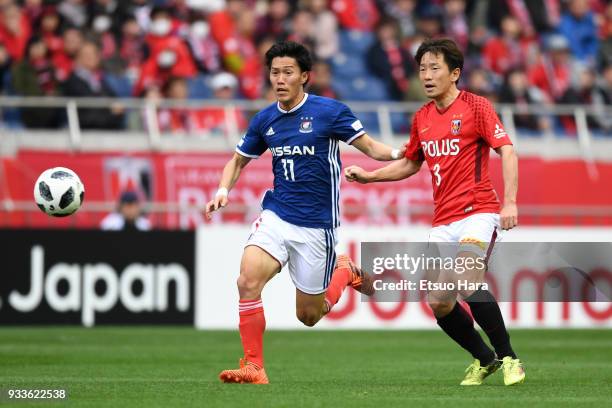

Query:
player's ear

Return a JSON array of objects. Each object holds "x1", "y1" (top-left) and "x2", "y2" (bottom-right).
[
  {"x1": 451, "y1": 68, "x2": 461, "y2": 83},
  {"x1": 301, "y1": 71, "x2": 309, "y2": 86}
]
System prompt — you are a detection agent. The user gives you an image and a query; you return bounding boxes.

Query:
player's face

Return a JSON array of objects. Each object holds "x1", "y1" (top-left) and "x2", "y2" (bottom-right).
[
  {"x1": 419, "y1": 51, "x2": 460, "y2": 100},
  {"x1": 270, "y1": 56, "x2": 308, "y2": 108}
]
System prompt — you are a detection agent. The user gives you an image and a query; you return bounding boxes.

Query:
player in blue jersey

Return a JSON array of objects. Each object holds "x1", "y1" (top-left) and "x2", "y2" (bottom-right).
[{"x1": 205, "y1": 41, "x2": 405, "y2": 384}]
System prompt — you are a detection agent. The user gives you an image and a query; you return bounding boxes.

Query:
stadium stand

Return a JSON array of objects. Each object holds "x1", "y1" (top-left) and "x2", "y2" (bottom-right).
[
  {"x1": 0, "y1": 0, "x2": 608, "y2": 133},
  {"x1": 0, "y1": 0, "x2": 611, "y2": 229}
]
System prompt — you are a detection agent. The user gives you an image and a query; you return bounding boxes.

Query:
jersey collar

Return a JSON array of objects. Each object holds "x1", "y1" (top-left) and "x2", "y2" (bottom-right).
[
  {"x1": 435, "y1": 90, "x2": 462, "y2": 115},
  {"x1": 277, "y1": 93, "x2": 309, "y2": 114}
]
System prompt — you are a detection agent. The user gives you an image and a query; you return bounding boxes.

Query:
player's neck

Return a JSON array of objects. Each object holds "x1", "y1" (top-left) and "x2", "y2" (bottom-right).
[
  {"x1": 433, "y1": 87, "x2": 461, "y2": 111},
  {"x1": 278, "y1": 90, "x2": 306, "y2": 112}
]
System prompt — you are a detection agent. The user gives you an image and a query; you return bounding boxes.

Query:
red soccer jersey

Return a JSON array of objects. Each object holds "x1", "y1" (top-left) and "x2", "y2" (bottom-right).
[{"x1": 405, "y1": 91, "x2": 512, "y2": 227}]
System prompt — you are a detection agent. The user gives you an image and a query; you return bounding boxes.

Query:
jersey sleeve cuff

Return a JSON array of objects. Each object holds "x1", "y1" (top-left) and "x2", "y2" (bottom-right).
[
  {"x1": 490, "y1": 138, "x2": 513, "y2": 149},
  {"x1": 235, "y1": 147, "x2": 260, "y2": 159},
  {"x1": 346, "y1": 130, "x2": 365, "y2": 145},
  {"x1": 404, "y1": 148, "x2": 425, "y2": 161}
]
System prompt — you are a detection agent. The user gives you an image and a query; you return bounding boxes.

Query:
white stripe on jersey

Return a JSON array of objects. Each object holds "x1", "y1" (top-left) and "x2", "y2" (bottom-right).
[
  {"x1": 323, "y1": 229, "x2": 331, "y2": 287},
  {"x1": 332, "y1": 140, "x2": 341, "y2": 227},
  {"x1": 328, "y1": 139, "x2": 341, "y2": 228},
  {"x1": 235, "y1": 147, "x2": 260, "y2": 159},
  {"x1": 328, "y1": 139, "x2": 336, "y2": 227},
  {"x1": 346, "y1": 130, "x2": 365, "y2": 145}
]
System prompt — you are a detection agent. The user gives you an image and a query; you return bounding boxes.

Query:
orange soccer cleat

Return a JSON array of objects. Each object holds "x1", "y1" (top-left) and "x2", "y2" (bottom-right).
[
  {"x1": 336, "y1": 255, "x2": 375, "y2": 296},
  {"x1": 219, "y1": 358, "x2": 269, "y2": 384}
]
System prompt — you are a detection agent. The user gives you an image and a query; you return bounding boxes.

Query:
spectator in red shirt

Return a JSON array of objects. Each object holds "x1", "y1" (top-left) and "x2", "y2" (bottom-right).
[
  {"x1": 209, "y1": 0, "x2": 241, "y2": 42},
  {"x1": 199, "y1": 72, "x2": 247, "y2": 136},
  {"x1": 0, "y1": 3, "x2": 32, "y2": 61},
  {"x1": 144, "y1": 7, "x2": 182, "y2": 55},
  {"x1": 331, "y1": 0, "x2": 380, "y2": 32},
  {"x1": 482, "y1": 15, "x2": 536, "y2": 78},
  {"x1": 158, "y1": 76, "x2": 196, "y2": 133},
  {"x1": 40, "y1": 6, "x2": 63, "y2": 58},
  {"x1": 209, "y1": 2, "x2": 263, "y2": 100},
  {"x1": 229, "y1": 8, "x2": 263, "y2": 99},
  {"x1": 134, "y1": 6, "x2": 197, "y2": 96},
  {"x1": 528, "y1": 34, "x2": 573, "y2": 102},
  {"x1": 209, "y1": 0, "x2": 245, "y2": 72},
  {"x1": 158, "y1": 73, "x2": 246, "y2": 136},
  {"x1": 52, "y1": 27, "x2": 83, "y2": 82}
]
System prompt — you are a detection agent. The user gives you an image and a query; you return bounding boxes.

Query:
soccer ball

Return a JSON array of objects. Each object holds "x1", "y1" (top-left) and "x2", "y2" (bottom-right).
[{"x1": 34, "y1": 167, "x2": 85, "y2": 217}]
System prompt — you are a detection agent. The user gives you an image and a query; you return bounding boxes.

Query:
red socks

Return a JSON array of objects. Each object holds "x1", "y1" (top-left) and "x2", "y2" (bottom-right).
[
  {"x1": 238, "y1": 298, "x2": 265, "y2": 368},
  {"x1": 324, "y1": 261, "x2": 353, "y2": 312}
]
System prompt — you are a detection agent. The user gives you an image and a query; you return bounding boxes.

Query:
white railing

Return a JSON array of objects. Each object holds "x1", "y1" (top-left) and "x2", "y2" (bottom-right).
[
  {"x1": 1, "y1": 96, "x2": 611, "y2": 177},
  {"x1": 1, "y1": 96, "x2": 610, "y2": 145}
]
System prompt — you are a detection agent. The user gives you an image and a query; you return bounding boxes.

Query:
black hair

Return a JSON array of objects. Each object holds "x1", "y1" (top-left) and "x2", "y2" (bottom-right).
[
  {"x1": 415, "y1": 38, "x2": 464, "y2": 82},
  {"x1": 150, "y1": 6, "x2": 172, "y2": 19},
  {"x1": 265, "y1": 41, "x2": 312, "y2": 82},
  {"x1": 25, "y1": 36, "x2": 46, "y2": 56}
]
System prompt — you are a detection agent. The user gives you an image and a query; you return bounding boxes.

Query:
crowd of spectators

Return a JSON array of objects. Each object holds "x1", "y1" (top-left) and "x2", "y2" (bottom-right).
[{"x1": 0, "y1": 0, "x2": 610, "y2": 135}]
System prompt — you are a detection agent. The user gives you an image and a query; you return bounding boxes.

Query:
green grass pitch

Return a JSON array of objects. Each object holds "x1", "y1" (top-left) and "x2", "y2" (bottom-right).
[{"x1": 1, "y1": 328, "x2": 611, "y2": 407}]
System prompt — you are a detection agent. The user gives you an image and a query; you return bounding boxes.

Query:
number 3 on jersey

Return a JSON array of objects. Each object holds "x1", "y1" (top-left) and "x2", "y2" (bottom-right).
[
  {"x1": 432, "y1": 163, "x2": 441, "y2": 186},
  {"x1": 281, "y1": 158, "x2": 295, "y2": 181}
]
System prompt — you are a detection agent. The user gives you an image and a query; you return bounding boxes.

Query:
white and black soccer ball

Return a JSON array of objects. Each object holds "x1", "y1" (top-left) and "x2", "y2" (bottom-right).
[{"x1": 34, "y1": 167, "x2": 85, "y2": 217}]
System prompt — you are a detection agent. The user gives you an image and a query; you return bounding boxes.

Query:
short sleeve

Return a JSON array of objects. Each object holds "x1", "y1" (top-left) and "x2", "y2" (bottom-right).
[
  {"x1": 476, "y1": 98, "x2": 513, "y2": 149},
  {"x1": 331, "y1": 103, "x2": 366, "y2": 144},
  {"x1": 404, "y1": 114, "x2": 424, "y2": 161},
  {"x1": 235, "y1": 115, "x2": 268, "y2": 158}
]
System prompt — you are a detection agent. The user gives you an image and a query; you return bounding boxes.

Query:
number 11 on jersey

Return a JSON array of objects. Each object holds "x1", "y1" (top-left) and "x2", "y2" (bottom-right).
[{"x1": 282, "y1": 159, "x2": 295, "y2": 181}]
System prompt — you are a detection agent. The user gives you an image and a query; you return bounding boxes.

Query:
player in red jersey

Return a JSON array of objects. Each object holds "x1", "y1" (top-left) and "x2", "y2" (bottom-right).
[{"x1": 345, "y1": 38, "x2": 525, "y2": 386}]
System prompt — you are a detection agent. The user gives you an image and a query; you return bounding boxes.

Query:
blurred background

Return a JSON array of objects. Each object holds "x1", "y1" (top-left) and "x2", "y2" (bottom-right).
[{"x1": 0, "y1": 0, "x2": 610, "y2": 329}]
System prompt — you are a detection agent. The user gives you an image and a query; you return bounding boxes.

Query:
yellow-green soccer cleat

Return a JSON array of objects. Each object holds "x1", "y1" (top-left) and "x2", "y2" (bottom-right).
[
  {"x1": 501, "y1": 356, "x2": 525, "y2": 385},
  {"x1": 460, "y1": 359, "x2": 501, "y2": 386}
]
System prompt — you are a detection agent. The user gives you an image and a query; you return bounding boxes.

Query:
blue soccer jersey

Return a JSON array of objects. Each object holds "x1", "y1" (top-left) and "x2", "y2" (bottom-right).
[{"x1": 236, "y1": 94, "x2": 365, "y2": 229}]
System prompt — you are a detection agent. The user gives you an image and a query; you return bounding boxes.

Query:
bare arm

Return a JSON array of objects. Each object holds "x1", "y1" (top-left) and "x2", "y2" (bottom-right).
[
  {"x1": 205, "y1": 153, "x2": 251, "y2": 218},
  {"x1": 345, "y1": 158, "x2": 423, "y2": 184},
  {"x1": 495, "y1": 144, "x2": 518, "y2": 230},
  {"x1": 350, "y1": 134, "x2": 405, "y2": 161}
]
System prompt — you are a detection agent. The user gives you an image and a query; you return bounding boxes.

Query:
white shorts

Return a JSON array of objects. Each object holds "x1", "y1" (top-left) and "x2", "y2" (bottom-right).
[
  {"x1": 428, "y1": 213, "x2": 502, "y2": 259},
  {"x1": 245, "y1": 210, "x2": 337, "y2": 295}
]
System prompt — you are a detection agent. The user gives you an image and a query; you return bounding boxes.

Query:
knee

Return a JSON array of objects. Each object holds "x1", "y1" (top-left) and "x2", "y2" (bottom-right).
[
  {"x1": 296, "y1": 307, "x2": 321, "y2": 327},
  {"x1": 237, "y1": 274, "x2": 263, "y2": 298},
  {"x1": 428, "y1": 299, "x2": 455, "y2": 317}
]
